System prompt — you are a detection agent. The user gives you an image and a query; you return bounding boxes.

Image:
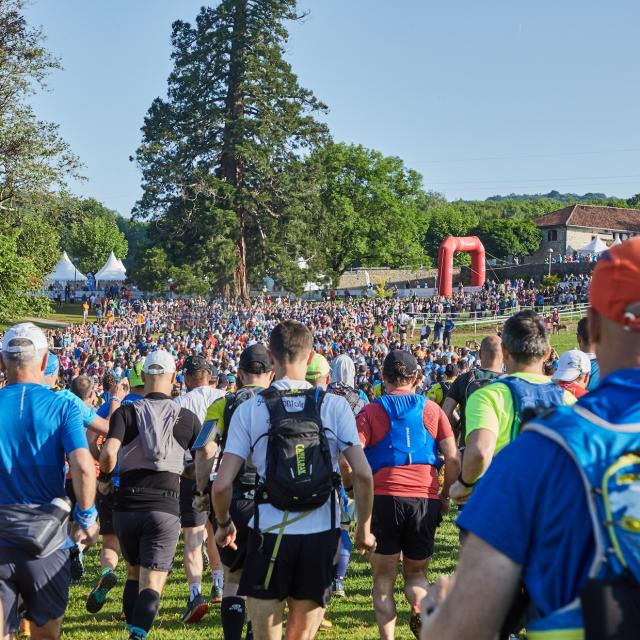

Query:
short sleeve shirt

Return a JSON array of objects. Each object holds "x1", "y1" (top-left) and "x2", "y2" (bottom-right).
[
  {"x1": 356, "y1": 390, "x2": 453, "y2": 498},
  {"x1": 465, "y1": 373, "x2": 577, "y2": 455}
]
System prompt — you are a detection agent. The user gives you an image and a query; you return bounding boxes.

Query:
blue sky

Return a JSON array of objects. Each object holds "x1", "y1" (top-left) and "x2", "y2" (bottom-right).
[{"x1": 25, "y1": 0, "x2": 640, "y2": 216}]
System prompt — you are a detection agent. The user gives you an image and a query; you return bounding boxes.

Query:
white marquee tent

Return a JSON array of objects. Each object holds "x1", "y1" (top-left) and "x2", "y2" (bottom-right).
[
  {"x1": 610, "y1": 236, "x2": 623, "y2": 247},
  {"x1": 577, "y1": 236, "x2": 608, "y2": 255},
  {"x1": 45, "y1": 251, "x2": 87, "y2": 283},
  {"x1": 95, "y1": 252, "x2": 127, "y2": 282}
]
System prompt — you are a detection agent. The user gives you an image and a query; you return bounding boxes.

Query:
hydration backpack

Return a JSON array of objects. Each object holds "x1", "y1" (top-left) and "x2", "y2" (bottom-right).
[
  {"x1": 327, "y1": 382, "x2": 366, "y2": 416},
  {"x1": 497, "y1": 376, "x2": 566, "y2": 441},
  {"x1": 254, "y1": 387, "x2": 340, "y2": 513}
]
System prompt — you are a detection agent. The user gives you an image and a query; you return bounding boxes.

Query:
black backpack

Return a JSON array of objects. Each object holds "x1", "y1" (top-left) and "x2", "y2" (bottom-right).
[{"x1": 254, "y1": 387, "x2": 340, "y2": 515}]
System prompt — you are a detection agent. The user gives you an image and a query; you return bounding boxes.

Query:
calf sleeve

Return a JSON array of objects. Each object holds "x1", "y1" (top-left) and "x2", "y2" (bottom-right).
[
  {"x1": 123, "y1": 579, "x2": 139, "y2": 625},
  {"x1": 336, "y1": 529, "x2": 353, "y2": 579},
  {"x1": 221, "y1": 596, "x2": 245, "y2": 640},
  {"x1": 131, "y1": 588, "x2": 160, "y2": 633}
]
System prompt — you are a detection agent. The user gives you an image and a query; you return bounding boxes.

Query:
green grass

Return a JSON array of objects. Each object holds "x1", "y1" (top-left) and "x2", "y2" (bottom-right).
[{"x1": 62, "y1": 512, "x2": 460, "y2": 639}]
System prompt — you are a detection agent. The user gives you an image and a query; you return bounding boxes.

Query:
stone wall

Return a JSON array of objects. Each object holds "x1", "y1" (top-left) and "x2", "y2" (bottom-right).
[
  {"x1": 463, "y1": 261, "x2": 596, "y2": 283},
  {"x1": 337, "y1": 267, "x2": 461, "y2": 290}
]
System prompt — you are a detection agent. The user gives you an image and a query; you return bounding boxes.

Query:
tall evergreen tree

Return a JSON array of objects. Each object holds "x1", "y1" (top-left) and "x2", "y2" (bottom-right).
[{"x1": 134, "y1": 0, "x2": 328, "y2": 301}]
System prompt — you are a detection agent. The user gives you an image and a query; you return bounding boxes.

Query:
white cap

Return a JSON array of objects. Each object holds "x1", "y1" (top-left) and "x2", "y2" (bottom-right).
[
  {"x1": 552, "y1": 349, "x2": 591, "y2": 383},
  {"x1": 1, "y1": 323, "x2": 48, "y2": 353},
  {"x1": 142, "y1": 350, "x2": 176, "y2": 375}
]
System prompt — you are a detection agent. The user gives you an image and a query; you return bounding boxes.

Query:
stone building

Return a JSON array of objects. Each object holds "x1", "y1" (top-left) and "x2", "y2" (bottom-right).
[{"x1": 529, "y1": 204, "x2": 640, "y2": 262}]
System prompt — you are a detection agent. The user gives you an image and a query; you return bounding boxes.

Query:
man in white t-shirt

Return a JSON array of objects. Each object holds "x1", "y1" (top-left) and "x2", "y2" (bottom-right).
[
  {"x1": 213, "y1": 321, "x2": 375, "y2": 640},
  {"x1": 174, "y1": 355, "x2": 224, "y2": 623}
]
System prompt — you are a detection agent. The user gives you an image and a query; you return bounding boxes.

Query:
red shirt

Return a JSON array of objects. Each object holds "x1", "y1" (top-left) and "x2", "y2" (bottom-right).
[
  {"x1": 357, "y1": 390, "x2": 453, "y2": 498},
  {"x1": 559, "y1": 381, "x2": 589, "y2": 398}
]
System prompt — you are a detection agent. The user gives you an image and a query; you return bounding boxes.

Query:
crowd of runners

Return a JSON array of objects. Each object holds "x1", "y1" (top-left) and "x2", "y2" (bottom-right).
[{"x1": 0, "y1": 238, "x2": 638, "y2": 640}]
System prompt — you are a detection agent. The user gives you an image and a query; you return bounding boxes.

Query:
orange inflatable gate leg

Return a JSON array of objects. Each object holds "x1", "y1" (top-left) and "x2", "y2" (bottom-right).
[{"x1": 437, "y1": 236, "x2": 486, "y2": 297}]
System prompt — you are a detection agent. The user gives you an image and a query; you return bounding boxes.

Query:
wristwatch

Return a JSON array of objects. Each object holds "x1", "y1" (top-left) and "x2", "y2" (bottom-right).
[
  {"x1": 216, "y1": 515, "x2": 232, "y2": 528},
  {"x1": 458, "y1": 472, "x2": 477, "y2": 489}
]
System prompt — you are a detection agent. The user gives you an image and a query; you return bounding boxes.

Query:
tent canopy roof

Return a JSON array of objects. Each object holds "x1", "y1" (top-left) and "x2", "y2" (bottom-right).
[
  {"x1": 95, "y1": 252, "x2": 127, "y2": 281},
  {"x1": 577, "y1": 236, "x2": 608, "y2": 255},
  {"x1": 45, "y1": 251, "x2": 87, "y2": 283}
]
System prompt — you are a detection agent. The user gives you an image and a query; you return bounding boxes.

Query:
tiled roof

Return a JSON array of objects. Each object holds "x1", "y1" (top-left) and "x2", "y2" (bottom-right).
[{"x1": 534, "y1": 205, "x2": 640, "y2": 232}]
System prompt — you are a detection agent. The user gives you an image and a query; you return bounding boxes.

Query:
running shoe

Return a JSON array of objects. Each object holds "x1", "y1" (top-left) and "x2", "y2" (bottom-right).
[
  {"x1": 319, "y1": 615, "x2": 333, "y2": 631},
  {"x1": 69, "y1": 545, "x2": 84, "y2": 584},
  {"x1": 128, "y1": 632, "x2": 146, "y2": 640},
  {"x1": 210, "y1": 583, "x2": 223, "y2": 604},
  {"x1": 181, "y1": 594, "x2": 209, "y2": 624},
  {"x1": 409, "y1": 611, "x2": 422, "y2": 639},
  {"x1": 332, "y1": 578, "x2": 346, "y2": 598},
  {"x1": 86, "y1": 570, "x2": 118, "y2": 613}
]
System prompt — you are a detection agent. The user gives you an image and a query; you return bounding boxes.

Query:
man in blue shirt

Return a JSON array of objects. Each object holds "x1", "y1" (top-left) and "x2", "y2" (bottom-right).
[
  {"x1": 0, "y1": 323, "x2": 98, "y2": 639},
  {"x1": 420, "y1": 238, "x2": 640, "y2": 639}
]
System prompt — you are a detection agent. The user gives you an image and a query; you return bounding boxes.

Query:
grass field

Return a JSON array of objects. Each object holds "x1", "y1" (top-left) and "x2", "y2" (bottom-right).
[{"x1": 62, "y1": 512, "x2": 460, "y2": 639}]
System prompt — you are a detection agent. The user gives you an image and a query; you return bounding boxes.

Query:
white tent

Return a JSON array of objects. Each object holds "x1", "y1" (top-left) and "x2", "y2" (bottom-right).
[
  {"x1": 577, "y1": 237, "x2": 608, "y2": 255},
  {"x1": 95, "y1": 252, "x2": 127, "y2": 282},
  {"x1": 610, "y1": 236, "x2": 623, "y2": 247},
  {"x1": 116, "y1": 257, "x2": 126, "y2": 271},
  {"x1": 45, "y1": 251, "x2": 87, "y2": 283}
]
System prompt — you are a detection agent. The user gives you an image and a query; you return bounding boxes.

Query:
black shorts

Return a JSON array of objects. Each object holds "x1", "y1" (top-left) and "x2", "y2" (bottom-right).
[
  {"x1": 214, "y1": 499, "x2": 254, "y2": 573},
  {"x1": 372, "y1": 495, "x2": 442, "y2": 560},
  {"x1": 113, "y1": 511, "x2": 180, "y2": 571},
  {"x1": 97, "y1": 491, "x2": 116, "y2": 536},
  {"x1": 0, "y1": 547, "x2": 70, "y2": 633},
  {"x1": 239, "y1": 528, "x2": 340, "y2": 607},
  {"x1": 180, "y1": 478, "x2": 208, "y2": 529}
]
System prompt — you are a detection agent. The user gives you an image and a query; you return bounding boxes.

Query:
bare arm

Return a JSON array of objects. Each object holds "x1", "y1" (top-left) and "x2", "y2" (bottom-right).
[
  {"x1": 462, "y1": 428, "x2": 497, "y2": 483},
  {"x1": 86, "y1": 415, "x2": 109, "y2": 437},
  {"x1": 86, "y1": 430, "x2": 101, "y2": 460},
  {"x1": 441, "y1": 397, "x2": 458, "y2": 426},
  {"x1": 212, "y1": 452, "x2": 245, "y2": 523},
  {"x1": 195, "y1": 439, "x2": 219, "y2": 492},
  {"x1": 421, "y1": 534, "x2": 521, "y2": 640},
  {"x1": 438, "y1": 436, "x2": 460, "y2": 498},
  {"x1": 342, "y1": 444, "x2": 375, "y2": 551},
  {"x1": 68, "y1": 448, "x2": 97, "y2": 511},
  {"x1": 99, "y1": 438, "x2": 121, "y2": 475}
]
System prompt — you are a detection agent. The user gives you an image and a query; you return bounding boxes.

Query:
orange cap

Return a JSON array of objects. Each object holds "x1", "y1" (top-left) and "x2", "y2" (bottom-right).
[{"x1": 590, "y1": 237, "x2": 640, "y2": 332}]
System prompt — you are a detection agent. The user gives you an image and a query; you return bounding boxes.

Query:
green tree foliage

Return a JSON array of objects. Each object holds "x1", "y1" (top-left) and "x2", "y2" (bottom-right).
[
  {"x1": 472, "y1": 217, "x2": 541, "y2": 260},
  {"x1": 422, "y1": 201, "x2": 478, "y2": 261},
  {"x1": 0, "y1": 0, "x2": 81, "y2": 208},
  {"x1": 305, "y1": 143, "x2": 429, "y2": 284},
  {"x1": 134, "y1": 0, "x2": 328, "y2": 301},
  {"x1": 0, "y1": 232, "x2": 50, "y2": 323},
  {"x1": 64, "y1": 199, "x2": 128, "y2": 273}
]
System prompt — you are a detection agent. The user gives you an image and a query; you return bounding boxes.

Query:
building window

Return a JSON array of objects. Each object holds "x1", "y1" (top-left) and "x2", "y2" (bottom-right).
[{"x1": 548, "y1": 230, "x2": 557, "y2": 241}]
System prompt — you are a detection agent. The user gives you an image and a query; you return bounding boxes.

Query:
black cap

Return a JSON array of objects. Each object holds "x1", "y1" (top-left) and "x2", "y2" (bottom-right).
[
  {"x1": 383, "y1": 350, "x2": 418, "y2": 377},
  {"x1": 239, "y1": 344, "x2": 273, "y2": 374},
  {"x1": 184, "y1": 354, "x2": 211, "y2": 375}
]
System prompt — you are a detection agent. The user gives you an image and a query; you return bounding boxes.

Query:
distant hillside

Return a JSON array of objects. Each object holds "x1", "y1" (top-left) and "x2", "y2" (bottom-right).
[{"x1": 486, "y1": 191, "x2": 610, "y2": 203}]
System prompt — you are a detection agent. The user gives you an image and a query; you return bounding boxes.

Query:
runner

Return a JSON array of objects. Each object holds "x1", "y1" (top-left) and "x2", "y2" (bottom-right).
[
  {"x1": 173, "y1": 355, "x2": 224, "y2": 624},
  {"x1": 421, "y1": 237, "x2": 640, "y2": 640},
  {"x1": 98, "y1": 351, "x2": 202, "y2": 640},
  {"x1": 576, "y1": 316, "x2": 600, "y2": 390},
  {"x1": 357, "y1": 350, "x2": 459, "y2": 639},
  {"x1": 441, "y1": 335, "x2": 503, "y2": 444},
  {"x1": 213, "y1": 321, "x2": 376, "y2": 640},
  {"x1": 551, "y1": 349, "x2": 591, "y2": 398},
  {"x1": 450, "y1": 310, "x2": 576, "y2": 505},
  {"x1": 0, "y1": 323, "x2": 98, "y2": 640}
]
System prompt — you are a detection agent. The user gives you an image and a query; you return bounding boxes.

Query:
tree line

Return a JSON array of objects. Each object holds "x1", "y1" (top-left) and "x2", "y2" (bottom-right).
[{"x1": 1, "y1": 0, "x2": 638, "y2": 321}]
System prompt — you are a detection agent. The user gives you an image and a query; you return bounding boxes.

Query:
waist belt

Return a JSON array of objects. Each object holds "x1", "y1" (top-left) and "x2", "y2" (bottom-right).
[{"x1": 118, "y1": 487, "x2": 179, "y2": 499}]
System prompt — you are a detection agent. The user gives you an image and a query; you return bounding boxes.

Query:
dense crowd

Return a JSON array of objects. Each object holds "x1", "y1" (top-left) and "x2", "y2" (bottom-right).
[{"x1": 0, "y1": 240, "x2": 638, "y2": 640}]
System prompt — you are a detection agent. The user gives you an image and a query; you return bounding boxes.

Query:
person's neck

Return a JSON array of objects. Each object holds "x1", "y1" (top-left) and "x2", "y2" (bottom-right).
[
  {"x1": 7, "y1": 370, "x2": 44, "y2": 386},
  {"x1": 144, "y1": 385, "x2": 171, "y2": 396},
  {"x1": 507, "y1": 360, "x2": 545, "y2": 376},
  {"x1": 274, "y1": 361, "x2": 310, "y2": 382},
  {"x1": 481, "y1": 361, "x2": 503, "y2": 374}
]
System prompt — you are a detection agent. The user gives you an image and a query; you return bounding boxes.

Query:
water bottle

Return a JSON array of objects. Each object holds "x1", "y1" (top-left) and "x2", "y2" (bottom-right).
[{"x1": 40, "y1": 497, "x2": 72, "y2": 522}]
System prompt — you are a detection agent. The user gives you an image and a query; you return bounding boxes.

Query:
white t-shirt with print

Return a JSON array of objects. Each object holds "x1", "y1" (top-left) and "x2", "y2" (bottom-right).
[{"x1": 224, "y1": 378, "x2": 359, "y2": 534}]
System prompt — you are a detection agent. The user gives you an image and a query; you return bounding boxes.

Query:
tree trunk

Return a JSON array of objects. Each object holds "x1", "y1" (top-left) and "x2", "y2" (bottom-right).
[{"x1": 220, "y1": 0, "x2": 250, "y2": 304}]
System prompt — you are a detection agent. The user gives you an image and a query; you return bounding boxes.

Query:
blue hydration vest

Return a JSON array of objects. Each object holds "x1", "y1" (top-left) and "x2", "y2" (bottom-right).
[
  {"x1": 521, "y1": 376, "x2": 640, "y2": 639},
  {"x1": 365, "y1": 394, "x2": 441, "y2": 474},
  {"x1": 497, "y1": 376, "x2": 566, "y2": 441}
]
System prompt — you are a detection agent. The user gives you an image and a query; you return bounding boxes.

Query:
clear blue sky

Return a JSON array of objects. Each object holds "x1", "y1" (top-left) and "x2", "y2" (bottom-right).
[{"x1": 25, "y1": 0, "x2": 640, "y2": 216}]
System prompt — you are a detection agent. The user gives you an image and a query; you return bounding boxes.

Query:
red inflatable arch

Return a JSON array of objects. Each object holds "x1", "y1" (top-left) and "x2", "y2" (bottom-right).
[{"x1": 437, "y1": 236, "x2": 486, "y2": 298}]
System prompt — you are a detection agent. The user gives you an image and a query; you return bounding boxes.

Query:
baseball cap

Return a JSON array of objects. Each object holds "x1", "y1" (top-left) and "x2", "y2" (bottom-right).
[
  {"x1": 590, "y1": 237, "x2": 640, "y2": 332},
  {"x1": 1, "y1": 322, "x2": 48, "y2": 354},
  {"x1": 142, "y1": 350, "x2": 176, "y2": 375},
  {"x1": 552, "y1": 349, "x2": 591, "y2": 383},
  {"x1": 184, "y1": 354, "x2": 211, "y2": 375},
  {"x1": 239, "y1": 344, "x2": 273, "y2": 374},
  {"x1": 306, "y1": 353, "x2": 330, "y2": 381},
  {"x1": 383, "y1": 350, "x2": 418, "y2": 377},
  {"x1": 44, "y1": 352, "x2": 60, "y2": 377}
]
